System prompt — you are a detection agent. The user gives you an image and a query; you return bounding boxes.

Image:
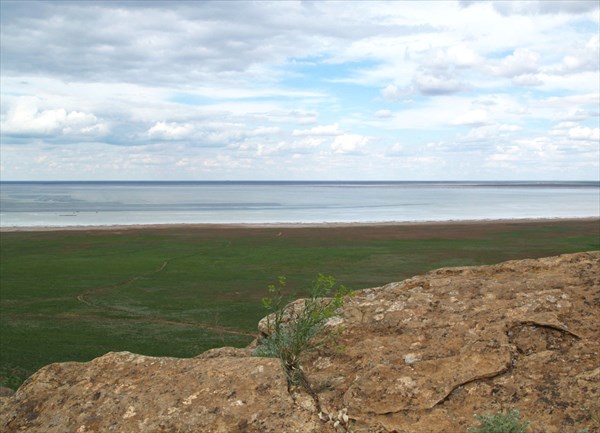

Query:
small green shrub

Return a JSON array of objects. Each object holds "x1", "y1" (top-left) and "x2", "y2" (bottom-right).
[
  {"x1": 468, "y1": 410, "x2": 529, "y2": 433},
  {"x1": 254, "y1": 274, "x2": 351, "y2": 387}
]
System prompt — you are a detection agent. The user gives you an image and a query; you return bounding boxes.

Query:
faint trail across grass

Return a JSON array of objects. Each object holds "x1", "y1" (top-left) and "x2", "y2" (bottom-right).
[
  {"x1": 75, "y1": 259, "x2": 171, "y2": 308},
  {"x1": 75, "y1": 258, "x2": 255, "y2": 338}
]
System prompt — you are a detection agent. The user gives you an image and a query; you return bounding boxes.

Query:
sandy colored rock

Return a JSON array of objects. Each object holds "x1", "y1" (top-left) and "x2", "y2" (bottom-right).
[
  {"x1": 0, "y1": 352, "x2": 332, "y2": 433},
  {"x1": 2, "y1": 251, "x2": 599, "y2": 433},
  {"x1": 302, "y1": 251, "x2": 600, "y2": 432}
]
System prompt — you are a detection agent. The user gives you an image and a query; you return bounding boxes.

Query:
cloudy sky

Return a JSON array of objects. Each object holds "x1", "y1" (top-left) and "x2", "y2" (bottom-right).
[{"x1": 1, "y1": 0, "x2": 599, "y2": 181}]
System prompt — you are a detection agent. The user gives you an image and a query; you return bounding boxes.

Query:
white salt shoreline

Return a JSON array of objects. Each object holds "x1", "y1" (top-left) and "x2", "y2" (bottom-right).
[{"x1": 1, "y1": 217, "x2": 598, "y2": 232}]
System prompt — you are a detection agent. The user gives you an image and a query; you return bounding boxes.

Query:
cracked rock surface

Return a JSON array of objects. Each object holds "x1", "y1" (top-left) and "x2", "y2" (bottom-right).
[
  {"x1": 1, "y1": 252, "x2": 599, "y2": 433},
  {"x1": 0, "y1": 348, "x2": 333, "y2": 433},
  {"x1": 305, "y1": 251, "x2": 599, "y2": 432}
]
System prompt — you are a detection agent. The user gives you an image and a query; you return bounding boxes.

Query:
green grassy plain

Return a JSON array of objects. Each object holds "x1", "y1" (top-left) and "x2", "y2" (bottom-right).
[{"x1": 1, "y1": 219, "x2": 599, "y2": 389}]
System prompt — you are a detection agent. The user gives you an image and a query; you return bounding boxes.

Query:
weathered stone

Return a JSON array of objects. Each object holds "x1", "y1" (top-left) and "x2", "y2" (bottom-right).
[
  {"x1": 1, "y1": 352, "x2": 332, "y2": 433},
  {"x1": 302, "y1": 251, "x2": 600, "y2": 432}
]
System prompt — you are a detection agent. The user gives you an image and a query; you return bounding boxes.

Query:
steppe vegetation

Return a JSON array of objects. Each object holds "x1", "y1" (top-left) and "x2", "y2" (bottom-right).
[{"x1": 1, "y1": 219, "x2": 598, "y2": 389}]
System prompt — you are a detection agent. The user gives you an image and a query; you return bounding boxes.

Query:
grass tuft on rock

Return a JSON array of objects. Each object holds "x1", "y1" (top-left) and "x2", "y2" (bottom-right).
[{"x1": 468, "y1": 410, "x2": 529, "y2": 433}]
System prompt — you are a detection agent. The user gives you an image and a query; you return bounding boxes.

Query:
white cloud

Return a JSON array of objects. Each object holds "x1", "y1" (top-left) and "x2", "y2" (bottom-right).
[
  {"x1": 275, "y1": 137, "x2": 324, "y2": 153},
  {"x1": 147, "y1": 121, "x2": 195, "y2": 140},
  {"x1": 292, "y1": 123, "x2": 341, "y2": 136},
  {"x1": 487, "y1": 48, "x2": 540, "y2": 78},
  {"x1": 567, "y1": 126, "x2": 600, "y2": 141},
  {"x1": 381, "y1": 84, "x2": 409, "y2": 101},
  {"x1": 392, "y1": 155, "x2": 446, "y2": 169},
  {"x1": 551, "y1": 121, "x2": 579, "y2": 131},
  {"x1": 423, "y1": 44, "x2": 481, "y2": 69},
  {"x1": 511, "y1": 74, "x2": 543, "y2": 86},
  {"x1": 374, "y1": 109, "x2": 393, "y2": 118},
  {"x1": 558, "y1": 35, "x2": 600, "y2": 73},
  {"x1": 552, "y1": 108, "x2": 596, "y2": 121},
  {"x1": 563, "y1": 55, "x2": 585, "y2": 71},
  {"x1": 331, "y1": 134, "x2": 369, "y2": 154},
  {"x1": 250, "y1": 126, "x2": 281, "y2": 136},
  {"x1": 365, "y1": 95, "x2": 486, "y2": 130},
  {"x1": 487, "y1": 152, "x2": 520, "y2": 162},
  {"x1": 1, "y1": 97, "x2": 107, "y2": 137},
  {"x1": 458, "y1": 123, "x2": 522, "y2": 142},
  {"x1": 451, "y1": 109, "x2": 489, "y2": 126},
  {"x1": 530, "y1": 93, "x2": 600, "y2": 123},
  {"x1": 542, "y1": 93, "x2": 600, "y2": 108},
  {"x1": 412, "y1": 73, "x2": 464, "y2": 95},
  {"x1": 387, "y1": 142, "x2": 404, "y2": 155}
]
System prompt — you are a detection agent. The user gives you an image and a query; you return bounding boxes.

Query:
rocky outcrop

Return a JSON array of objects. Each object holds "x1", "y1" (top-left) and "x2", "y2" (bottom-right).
[
  {"x1": 2, "y1": 252, "x2": 599, "y2": 433},
  {"x1": 0, "y1": 348, "x2": 331, "y2": 433}
]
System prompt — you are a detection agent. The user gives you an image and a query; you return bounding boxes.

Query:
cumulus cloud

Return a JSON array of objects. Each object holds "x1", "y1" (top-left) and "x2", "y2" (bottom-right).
[
  {"x1": 552, "y1": 107, "x2": 597, "y2": 121},
  {"x1": 331, "y1": 134, "x2": 369, "y2": 154},
  {"x1": 1, "y1": 97, "x2": 108, "y2": 137},
  {"x1": 292, "y1": 123, "x2": 341, "y2": 136},
  {"x1": 412, "y1": 73, "x2": 464, "y2": 95},
  {"x1": 250, "y1": 126, "x2": 281, "y2": 136},
  {"x1": 148, "y1": 122, "x2": 194, "y2": 140},
  {"x1": 259, "y1": 137, "x2": 324, "y2": 155},
  {"x1": 487, "y1": 48, "x2": 540, "y2": 78},
  {"x1": 541, "y1": 93, "x2": 600, "y2": 110},
  {"x1": 381, "y1": 45, "x2": 479, "y2": 100},
  {"x1": 451, "y1": 109, "x2": 489, "y2": 126},
  {"x1": 551, "y1": 122, "x2": 600, "y2": 141},
  {"x1": 458, "y1": 123, "x2": 522, "y2": 143},
  {"x1": 422, "y1": 44, "x2": 481, "y2": 69},
  {"x1": 386, "y1": 142, "x2": 405, "y2": 156},
  {"x1": 558, "y1": 35, "x2": 600, "y2": 74},
  {"x1": 567, "y1": 126, "x2": 600, "y2": 141},
  {"x1": 146, "y1": 120, "x2": 266, "y2": 147},
  {"x1": 380, "y1": 84, "x2": 410, "y2": 101},
  {"x1": 511, "y1": 74, "x2": 543, "y2": 86},
  {"x1": 374, "y1": 109, "x2": 393, "y2": 118}
]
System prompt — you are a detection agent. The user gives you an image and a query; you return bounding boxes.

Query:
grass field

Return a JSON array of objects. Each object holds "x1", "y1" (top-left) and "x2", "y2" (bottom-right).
[{"x1": 1, "y1": 219, "x2": 599, "y2": 389}]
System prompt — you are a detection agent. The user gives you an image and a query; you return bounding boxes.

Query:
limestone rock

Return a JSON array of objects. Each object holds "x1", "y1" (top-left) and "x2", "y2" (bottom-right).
[
  {"x1": 1, "y1": 351, "x2": 332, "y2": 433},
  {"x1": 302, "y1": 251, "x2": 600, "y2": 433},
  {"x1": 2, "y1": 251, "x2": 599, "y2": 433}
]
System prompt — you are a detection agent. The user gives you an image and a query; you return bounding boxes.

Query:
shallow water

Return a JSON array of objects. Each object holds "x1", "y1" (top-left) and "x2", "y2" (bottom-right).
[{"x1": 1, "y1": 181, "x2": 598, "y2": 227}]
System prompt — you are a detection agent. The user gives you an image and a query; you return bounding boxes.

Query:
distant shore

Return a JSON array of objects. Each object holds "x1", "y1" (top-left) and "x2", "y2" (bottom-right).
[{"x1": 2, "y1": 216, "x2": 598, "y2": 233}]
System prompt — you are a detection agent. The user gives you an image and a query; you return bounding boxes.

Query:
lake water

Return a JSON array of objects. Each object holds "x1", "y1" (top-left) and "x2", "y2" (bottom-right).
[{"x1": 0, "y1": 181, "x2": 598, "y2": 227}]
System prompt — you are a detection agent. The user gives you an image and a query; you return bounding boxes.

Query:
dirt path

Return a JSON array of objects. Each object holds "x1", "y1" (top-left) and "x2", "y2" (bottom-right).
[{"x1": 75, "y1": 259, "x2": 256, "y2": 338}]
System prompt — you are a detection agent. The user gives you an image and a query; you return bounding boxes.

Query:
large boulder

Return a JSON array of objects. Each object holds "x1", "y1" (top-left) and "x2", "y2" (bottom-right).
[
  {"x1": 0, "y1": 348, "x2": 331, "y2": 433},
  {"x1": 302, "y1": 251, "x2": 599, "y2": 432}
]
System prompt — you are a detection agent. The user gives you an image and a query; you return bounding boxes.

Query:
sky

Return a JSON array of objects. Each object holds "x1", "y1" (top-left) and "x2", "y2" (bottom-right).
[{"x1": 1, "y1": 0, "x2": 599, "y2": 181}]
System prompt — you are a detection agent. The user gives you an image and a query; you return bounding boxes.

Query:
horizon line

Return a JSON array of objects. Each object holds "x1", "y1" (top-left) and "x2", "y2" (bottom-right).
[{"x1": 1, "y1": 180, "x2": 599, "y2": 184}]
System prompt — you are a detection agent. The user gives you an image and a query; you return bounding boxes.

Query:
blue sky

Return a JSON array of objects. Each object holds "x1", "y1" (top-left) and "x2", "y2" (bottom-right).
[{"x1": 1, "y1": 0, "x2": 599, "y2": 181}]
